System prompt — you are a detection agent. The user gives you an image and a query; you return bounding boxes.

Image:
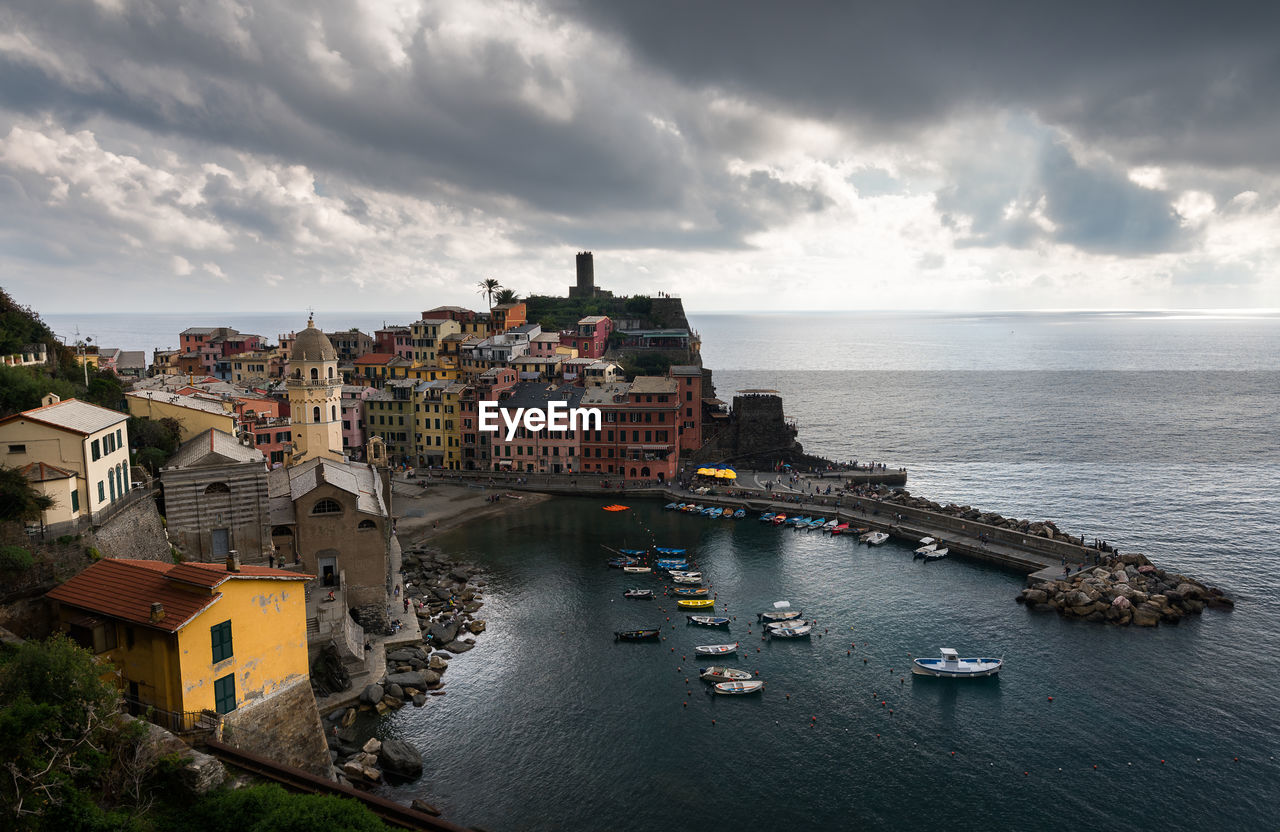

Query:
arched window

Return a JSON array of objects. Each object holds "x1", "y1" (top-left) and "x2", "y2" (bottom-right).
[
  {"x1": 204, "y1": 482, "x2": 231, "y2": 494},
  {"x1": 311, "y1": 498, "x2": 342, "y2": 515},
  {"x1": 310, "y1": 367, "x2": 318, "y2": 380},
  {"x1": 312, "y1": 406, "x2": 321, "y2": 423},
  {"x1": 327, "y1": 367, "x2": 334, "y2": 379},
  {"x1": 357, "y1": 519, "x2": 376, "y2": 530},
  {"x1": 331, "y1": 405, "x2": 337, "y2": 421}
]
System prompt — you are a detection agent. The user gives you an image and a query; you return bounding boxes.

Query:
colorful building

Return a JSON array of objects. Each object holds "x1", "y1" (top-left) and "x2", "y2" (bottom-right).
[
  {"x1": 353, "y1": 353, "x2": 412, "y2": 388},
  {"x1": 0, "y1": 395, "x2": 131, "y2": 520},
  {"x1": 374, "y1": 326, "x2": 415, "y2": 361},
  {"x1": 561, "y1": 315, "x2": 613, "y2": 359},
  {"x1": 579, "y1": 377, "x2": 679, "y2": 482},
  {"x1": 126, "y1": 389, "x2": 238, "y2": 442},
  {"x1": 364, "y1": 379, "x2": 415, "y2": 465},
  {"x1": 487, "y1": 382, "x2": 586, "y2": 474},
  {"x1": 409, "y1": 318, "x2": 462, "y2": 365},
  {"x1": 489, "y1": 301, "x2": 527, "y2": 334},
  {"x1": 668, "y1": 364, "x2": 705, "y2": 455}
]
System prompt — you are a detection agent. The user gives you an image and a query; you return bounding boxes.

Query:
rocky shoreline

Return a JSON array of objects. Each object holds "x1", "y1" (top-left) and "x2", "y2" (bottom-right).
[
  {"x1": 877, "y1": 486, "x2": 1083, "y2": 543},
  {"x1": 319, "y1": 544, "x2": 489, "y2": 800},
  {"x1": 1017, "y1": 552, "x2": 1234, "y2": 626}
]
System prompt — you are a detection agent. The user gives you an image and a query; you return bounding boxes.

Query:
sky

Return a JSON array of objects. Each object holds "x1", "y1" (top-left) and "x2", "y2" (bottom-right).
[{"x1": 2, "y1": 0, "x2": 1279, "y2": 314}]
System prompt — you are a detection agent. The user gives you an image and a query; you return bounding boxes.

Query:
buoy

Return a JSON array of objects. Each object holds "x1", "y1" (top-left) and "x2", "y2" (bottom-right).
[
  {"x1": 683, "y1": 702, "x2": 687, "y2": 707},
  {"x1": 1024, "y1": 771, "x2": 1029, "y2": 776},
  {"x1": 711, "y1": 720, "x2": 715, "y2": 725},
  {"x1": 848, "y1": 651, "x2": 851, "y2": 655},
  {"x1": 863, "y1": 658, "x2": 868, "y2": 664},
  {"x1": 1093, "y1": 765, "x2": 1097, "y2": 770}
]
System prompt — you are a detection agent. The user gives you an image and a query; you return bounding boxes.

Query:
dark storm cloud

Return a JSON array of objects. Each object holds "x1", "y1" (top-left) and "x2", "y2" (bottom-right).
[{"x1": 565, "y1": 0, "x2": 1280, "y2": 171}]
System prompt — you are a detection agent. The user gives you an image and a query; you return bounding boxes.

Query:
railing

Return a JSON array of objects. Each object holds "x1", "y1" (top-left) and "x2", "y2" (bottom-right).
[{"x1": 122, "y1": 695, "x2": 220, "y2": 737}]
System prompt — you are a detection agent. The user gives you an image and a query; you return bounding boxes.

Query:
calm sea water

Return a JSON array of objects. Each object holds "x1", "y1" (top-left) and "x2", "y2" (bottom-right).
[{"x1": 45, "y1": 309, "x2": 1280, "y2": 828}]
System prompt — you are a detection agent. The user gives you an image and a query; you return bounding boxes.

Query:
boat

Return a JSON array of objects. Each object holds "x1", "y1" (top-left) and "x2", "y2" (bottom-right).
[
  {"x1": 912, "y1": 648, "x2": 1002, "y2": 677},
  {"x1": 607, "y1": 557, "x2": 639, "y2": 568},
  {"x1": 758, "y1": 609, "x2": 803, "y2": 623},
  {"x1": 618, "y1": 548, "x2": 648, "y2": 556},
  {"x1": 913, "y1": 543, "x2": 938, "y2": 559},
  {"x1": 686, "y1": 504, "x2": 702, "y2": 513},
  {"x1": 668, "y1": 570, "x2": 701, "y2": 579},
  {"x1": 923, "y1": 547, "x2": 949, "y2": 561},
  {"x1": 694, "y1": 643, "x2": 738, "y2": 656},
  {"x1": 823, "y1": 520, "x2": 839, "y2": 531},
  {"x1": 614, "y1": 629, "x2": 661, "y2": 641},
  {"x1": 687, "y1": 615, "x2": 730, "y2": 627},
  {"x1": 663, "y1": 502, "x2": 679, "y2": 510},
  {"x1": 704, "y1": 507, "x2": 721, "y2": 517},
  {"x1": 830, "y1": 523, "x2": 849, "y2": 535},
  {"x1": 624, "y1": 589, "x2": 655, "y2": 599},
  {"x1": 672, "y1": 574, "x2": 702, "y2": 585},
  {"x1": 918, "y1": 536, "x2": 936, "y2": 546},
  {"x1": 713, "y1": 680, "x2": 765, "y2": 695},
  {"x1": 654, "y1": 548, "x2": 686, "y2": 555},
  {"x1": 765, "y1": 618, "x2": 811, "y2": 630},
  {"x1": 863, "y1": 532, "x2": 890, "y2": 545},
  {"x1": 733, "y1": 509, "x2": 746, "y2": 519},
  {"x1": 677, "y1": 599, "x2": 716, "y2": 609},
  {"x1": 623, "y1": 566, "x2": 652, "y2": 573},
  {"x1": 673, "y1": 587, "x2": 710, "y2": 596},
  {"x1": 772, "y1": 514, "x2": 787, "y2": 525},
  {"x1": 789, "y1": 516, "x2": 809, "y2": 527},
  {"x1": 699, "y1": 666, "x2": 753, "y2": 683},
  {"x1": 767, "y1": 624, "x2": 813, "y2": 638},
  {"x1": 657, "y1": 559, "x2": 688, "y2": 569},
  {"x1": 805, "y1": 517, "x2": 825, "y2": 529},
  {"x1": 759, "y1": 512, "x2": 776, "y2": 522}
]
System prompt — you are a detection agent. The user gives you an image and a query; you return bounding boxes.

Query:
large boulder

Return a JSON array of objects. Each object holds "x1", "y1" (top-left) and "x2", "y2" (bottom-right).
[
  {"x1": 379, "y1": 739, "x2": 423, "y2": 779},
  {"x1": 1132, "y1": 604, "x2": 1161, "y2": 627},
  {"x1": 359, "y1": 683, "x2": 385, "y2": 706},
  {"x1": 1175, "y1": 582, "x2": 1203, "y2": 600},
  {"x1": 444, "y1": 640, "x2": 474, "y2": 653},
  {"x1": 386, "y1": 669, "x2": 441, "y2": 689}
]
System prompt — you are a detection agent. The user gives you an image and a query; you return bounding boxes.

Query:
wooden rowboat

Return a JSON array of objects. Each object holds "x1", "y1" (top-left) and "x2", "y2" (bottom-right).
[
  {"x1": 713, "y1": 680, "x2": 764, "y2": 695},
  {"x1": 694, "y1": 643, "x2": 738, "y2": 656},
  {"x1": 677, "y1": 599, "x2": 716, "y2": 609},
  {"x1": 686, "y1": 615, "x2": 730, "y2": 627},
  {"x1": 614, "y1": 629, "x2": 660, "y2": 641},
  {"x1": 699, "y1": 666, "x2": 752, "y2": 682}
]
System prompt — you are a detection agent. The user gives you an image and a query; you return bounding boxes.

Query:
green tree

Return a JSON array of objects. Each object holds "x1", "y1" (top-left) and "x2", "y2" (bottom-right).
[
  {"x1": 493, "y1": 287, "x2": 519, "y2": 305},
  {"x1": 0, "y1": 365, "x2": 78, "y2": 418},
  {"x1": 176, "y1": 784, "x2": 392, "y2": 832},
  {"x1": 84, "y1": 371, "x2": 123, "y2": 411},
  {"x1": 0, "y1": 465, "x2": 54, "y2": 523},
  {"x1": 476, "y1": 277, "x2": 502, "y2": 308}
]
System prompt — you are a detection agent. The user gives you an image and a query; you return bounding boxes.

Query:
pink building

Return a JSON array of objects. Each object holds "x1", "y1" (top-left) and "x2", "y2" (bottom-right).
[
  {"x1": 559, "y1": 315, "x2": 612, "y2": 359},
  {"x1": 528, "y1": 332, "x2": 564, "y2": 358},
  {"x1": 375, "y1": 326, "x2": 415, "y2": 361},
  {"x1": 487, "y1": 382, "x2": 586, "y2": 474},
  {"x1": 340, "y1": 385, "x2": 376, "y2": 459}
]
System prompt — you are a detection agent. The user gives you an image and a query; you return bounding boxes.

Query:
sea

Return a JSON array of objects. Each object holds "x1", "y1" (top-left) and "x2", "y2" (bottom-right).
[{"x1": 44, "y1": 309, "x2": 1280, "y2": 830}]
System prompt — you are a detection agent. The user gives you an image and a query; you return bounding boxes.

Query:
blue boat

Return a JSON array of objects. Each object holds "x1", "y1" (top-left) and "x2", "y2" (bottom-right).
[
  {"x1": 789, "y1": 516, "x2": 810, "y2": 527},
  {"x1": 707, "y1": 507, "x2": 722, "y2": 517},
  {"x1": 664, "y1": 502, "x2": 679, "y2": 510},
  {"x1": 733, "y1": 509, "x2": 746, "y2": 519},
  {"x1": 618, "y1": 548, "x2": 648, "y2": 556},
  {"x1": 656, "y1": 559, "x2": 688, "y2": 569},
  {"x1": 759, "y1": 512, "x2": 776, "y2": 522},
  {"x1": 655, "y1": 547, "x2": 687, "y2": 555},
  {"x1": 807, "y1": 518, "x2": 826, "y2": 529},
  {"x1": 607, "y1": 557, "x2": 640, "y2": 568}
]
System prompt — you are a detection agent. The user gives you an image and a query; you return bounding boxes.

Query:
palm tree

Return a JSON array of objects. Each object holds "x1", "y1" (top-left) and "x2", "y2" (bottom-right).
[
  {"x1": 477, "y1": 278, "x2": 502, "y2": 309},
  {"x1": 494, "y1": 288, "x2": 518, "y2": 305}
]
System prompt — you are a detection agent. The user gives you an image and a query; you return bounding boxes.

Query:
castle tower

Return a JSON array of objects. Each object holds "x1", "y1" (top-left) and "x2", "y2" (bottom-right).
[
  {"x1": 286, "y1": 317, "x2": 343, "y2": 464},
  {"x1": 569, "y1": 251, "x2": 595, "y2": 298}
]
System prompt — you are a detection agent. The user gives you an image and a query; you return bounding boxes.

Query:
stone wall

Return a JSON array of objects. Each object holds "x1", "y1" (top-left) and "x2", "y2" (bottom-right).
[
  {"x1": 694, "y1": 393, "x2": 830, "y2": 469},
  {"x1": 220, "y1": 675, "x2": 331, "y2": 778},
  {"x1": 162, "y1": 462, "x2": 270, "y2": 562},
  {"x1": 91, "y1": 489, "x2": 172, "y2": 562}
]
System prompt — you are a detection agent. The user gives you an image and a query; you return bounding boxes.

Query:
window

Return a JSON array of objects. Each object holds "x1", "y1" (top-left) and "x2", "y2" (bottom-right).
[
  {"x1": 116, "y1": 428, "x2": 123, "y2": 447},
  {"x1": 71, "y1": 489, "x2": 79, "y2": 512},
  {"x1": 204, "y1": 482, "x2": 231, "y2": 494},
  {"x1": 211, "y1": 620, "x2": 233, "y2": 663},
  {"x1": 7, "y1": 443, "x2": 25, "y2": 453},
  {"x1": 91, "y1": 439, "x2": 101, "y2": 461},
  {"x1": 310, "y1": 367, "x2": 319, "y2": 380},
  {"x1": 98, "y1": 481, "x2": 105, "y2": 502},
  {"x1": 311, "y1": 498, "x2": 342, "y2": 515},
  {"x1": 313, "y1": 406, "x2": 321, "y2": 423},
  {"x1": 357, "y1": 519, "x2": 376, "y2": 530},
  {"x1": 214, "y1": 673, "x2": 236, "y2": 714}
]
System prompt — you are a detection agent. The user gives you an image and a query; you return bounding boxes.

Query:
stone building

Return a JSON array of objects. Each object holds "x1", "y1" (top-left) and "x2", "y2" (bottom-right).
[{"x1": 161, "y1": 429, "x2": 270, "y2": 562}]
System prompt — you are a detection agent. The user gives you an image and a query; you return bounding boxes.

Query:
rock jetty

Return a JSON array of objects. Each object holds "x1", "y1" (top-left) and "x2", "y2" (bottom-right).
[
  {"x1": 1017, "y1": 553, "x2": 1234, "y2": 626},
  {"x1": 879, "y1": 487, "x2": 1080, "y2": 542}
]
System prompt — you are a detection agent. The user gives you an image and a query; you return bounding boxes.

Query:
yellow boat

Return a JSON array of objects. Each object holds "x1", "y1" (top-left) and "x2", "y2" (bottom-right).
[{"x1": 677, "y1": 599, "x2": 716, "y2": 609}]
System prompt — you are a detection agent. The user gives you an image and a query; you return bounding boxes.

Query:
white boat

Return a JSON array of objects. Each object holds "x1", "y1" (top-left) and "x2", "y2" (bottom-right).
[
  {"x1": 757, "y1": 609, "x2": 802, "y2": 623},
  {"x1": 699, "y1": 666, "x2": 753, "y2": 683},
  {"x1": 923, "y1": 548, "x2": 949, "y2": 561},
  {"x1": 694, "y1": 643, "x2": 738, "y2": 656},
  {"x1": 767, "y1": 624, "x2": 813, "y2": 638},
  {"x1": 713, "y1": 680, "x2": 764, "y2": 695},
  {"x1": 623, "y1": 566, "x2": 651, "y2": 573},
  {"x1": 822, "y1": 520, "x2": 838, "y2": 531},
  {"x1": 765, "y1": 618, "x2": 810, "y2": 630},
  {"x1": 668, "y1": 571, "x2": 702, "y2": 579},
  {"x1": 913, "y1": 543, "x2": 938, "y2": 558},
  {"x1": 672, "y1": 574, "x2": 702, "y2": 584},
  {"x1": 862, "y1": 532, "x2": 889, "y2": 545},
  {"x1": 912, "y1": 648, "x2": 1002, "y2": 677},
  {"x1": 918, "y1": 536, "x2": 936, "y2": 546}
]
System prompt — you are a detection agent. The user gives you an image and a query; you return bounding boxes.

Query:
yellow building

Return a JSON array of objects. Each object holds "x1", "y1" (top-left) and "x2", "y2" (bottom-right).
[
  {"x1": 409, "y1": 317, "x2": 461, "y2": 365},
  {"x1": 285, "y1": 318, "x2": 343, "y2": 464},
  {"x1": 126, "y1": 389, "x2": 237, "y2": 442},
  {"x1": 0, "y1": 394, "x2": 130, "y2": 519},
  {"x1": 47, "y1": 557, "x2": 312, "y2": 719},
  {"x1": 19, "y1": 461, "x2": 80, "y2": 525}
]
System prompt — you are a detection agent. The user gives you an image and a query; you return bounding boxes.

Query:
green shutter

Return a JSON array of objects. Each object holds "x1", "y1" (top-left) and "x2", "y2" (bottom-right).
[
  {"x1": 214, "y1": 673, "x2": 236, "y2": 714},
  {"x1": 211, "y1": 620, "x2": 233, "y2": 663}
]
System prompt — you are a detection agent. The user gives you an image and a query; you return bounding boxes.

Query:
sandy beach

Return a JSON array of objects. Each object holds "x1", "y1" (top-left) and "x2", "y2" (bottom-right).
[{"x1": 390, "y1": 475, "x2": 552, "y2": 544}]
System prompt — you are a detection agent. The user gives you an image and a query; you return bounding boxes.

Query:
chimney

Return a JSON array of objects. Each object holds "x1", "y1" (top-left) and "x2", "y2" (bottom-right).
[
  {"x1": 149, "y1": 602, "x2": 165, "y2": 623},
  {"x1": 41, "y1": 393, "x2": 61, "y2": 407},
  {"x1": 226, "y1": 551, "x2": 241, "y2": 572}
]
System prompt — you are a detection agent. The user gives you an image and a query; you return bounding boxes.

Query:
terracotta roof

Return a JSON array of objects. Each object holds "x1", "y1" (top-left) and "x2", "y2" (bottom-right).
[
  {"x1": 354, "y1": 353, "x2": 398, "y2": 365},
  {"x1": 47, "y1": 559, "x2": 217, "y2": 633},
  {"x1": 20, "y1": 461, "x2": 77, "y2": 481},
  {"x1": 47, "y1": 558, "x2": 313, "y2": 633}
]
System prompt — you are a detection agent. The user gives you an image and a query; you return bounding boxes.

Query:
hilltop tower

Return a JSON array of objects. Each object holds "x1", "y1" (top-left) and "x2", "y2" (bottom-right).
[
  {"x1": 569, "y1": 251, "x2": 595, "y2": 298},
  {"x1": 286, "y1": 317, "x2": 343, "y2": 464}
]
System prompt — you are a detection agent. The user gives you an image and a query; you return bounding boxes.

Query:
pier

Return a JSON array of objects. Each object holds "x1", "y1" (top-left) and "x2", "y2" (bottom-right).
[{"x1": 398, "y1": 470, "x2": 1100, "y2": 578}]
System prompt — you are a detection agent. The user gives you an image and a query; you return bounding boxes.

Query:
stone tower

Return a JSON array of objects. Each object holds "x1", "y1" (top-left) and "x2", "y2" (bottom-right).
[
  {"x1": 569, "y1": 251, "x2": 595, "y2": 298},
  {"x1": 286, "y1": 317, "x2": 343, "y2": 464}
]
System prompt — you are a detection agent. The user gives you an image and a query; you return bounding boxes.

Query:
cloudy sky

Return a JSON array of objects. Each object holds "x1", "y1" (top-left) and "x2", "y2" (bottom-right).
[{"x1": 2, "y1": 0, "x2": 1278, "y2": 314}]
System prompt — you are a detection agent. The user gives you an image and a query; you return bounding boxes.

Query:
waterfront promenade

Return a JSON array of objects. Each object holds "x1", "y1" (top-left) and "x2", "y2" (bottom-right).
[{"x1": 395, "y1": 470, "x2": 1101, "y2": 580}]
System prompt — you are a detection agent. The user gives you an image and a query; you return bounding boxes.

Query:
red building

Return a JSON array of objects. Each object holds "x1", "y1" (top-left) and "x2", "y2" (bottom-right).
[
  {"x1": 460, "y1": 368, "x2": 518, "y2": 469},
  {"x1": 579, "y1": 376, "x2": 679, "y2": 482},
  {"x1": 668, "y1": 365, "x2": 704, "y2": 454},
  {"x1": 559, "y1": 315, "x2": 612, "y2": 359},
  {"x1": 374, "y1": 326, "x2": 415, "y2": 361}
]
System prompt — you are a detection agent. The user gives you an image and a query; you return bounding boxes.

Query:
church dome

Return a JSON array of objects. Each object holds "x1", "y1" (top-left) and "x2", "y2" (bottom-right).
[{"x1": 292, "y1": 318, "x2": 337, "y2": 362}]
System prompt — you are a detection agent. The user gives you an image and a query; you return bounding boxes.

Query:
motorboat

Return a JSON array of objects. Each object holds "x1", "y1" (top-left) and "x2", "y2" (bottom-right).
[
  {"x1": 614, "y1": 629, "x2": 661, "y2": 641},
  {"x1": 765, "y1": 618, "x2": 811, "y2": 630},
  {"x1": 913, "y1": 544, "x2": 938, "y2": 559},
  {"x1": 657, "y1": 559, "x2": 689, "y2": 569},
  {"x1": 673, "y1": 587, "x2": 710, "y2": 596},
  {"x1": 713, "y1": 680, "x2": 764, "y2": 695},
  {"x1": 668, "y1": 571, "x2": 701, "y2": 580},
  {"x1": 757, "y1": 609, "x2": 803, "y2": 623},
  {"x1": 664, "y1": 502, "x2": 679, "y2": 510},
  {"x1": 912, "y1": 648, "x2": 1002, "y2": 677},
  {"x1": 624, "y1": 589, "x2": 654, "y2": 599},
  {"x1": 760, "y1": 512, "x2": 776, "y2": 522},
  {"x1": 922, "y1": 547, "x2": 949, "y2": 562},
  {"x1": 863, "y1": 532, "x2": 889, "y2": 545},
  {"x1": 806, "y1": 517, "x2": 826, "y2": 529},
  {"x1": 772, "y1": 514, "x2": 788, "y2": 525},
  {"x1": 789, "y1": 516, "x2": 809, "y2": 527},
  {"x1": 687, "y1": 615, "x2": 730, "y2": 627},
  {"x1": 686, "y1": 504, "x2": 702, "y2": 513},
  {"x1": 623, "y1": 566, "x2": 652, "y2": 573},
  {"x1": 767, "y1": 624, "x2": 813, "y2": 638},
  {"x1": 699, "y1": 666, "x2": 752, "y2": 683},
  {"x1": 694, "y1": 643, "x2": 738, "y2": 656},
  {"x1": 823, "y1": 520, "x2": 839, "y2": 531},
  {"x1": 655, "y1": 547, "x2": 686, "y2": 555},
  {"x1": 677, "y1": 599, "x2": 716, "y2": 609},
  {"x1": 618, "y1": 548, "x2": 648, "y2": 556}
]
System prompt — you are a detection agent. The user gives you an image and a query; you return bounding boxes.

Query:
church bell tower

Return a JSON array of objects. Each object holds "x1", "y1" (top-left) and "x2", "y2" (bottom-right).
[{"x1": 286, "y1": 316, "x2": 343, "y2": 464}]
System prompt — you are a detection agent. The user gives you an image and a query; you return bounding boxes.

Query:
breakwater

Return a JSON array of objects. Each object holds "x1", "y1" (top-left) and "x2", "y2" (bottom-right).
[{"x1": 401, "y1": 471, "x2": 1233, "y2": 625}]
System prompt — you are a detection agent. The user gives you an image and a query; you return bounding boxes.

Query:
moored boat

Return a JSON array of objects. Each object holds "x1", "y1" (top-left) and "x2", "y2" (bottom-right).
[
  {"x1": 672, "y1": 575, "x2": 702, "y2": 585},
  {"x1": 624, "y1": 589, "x2": 654, "y2": 599},
  {"x1": 623, "y1": 566, "x2": 652, "y2": 573},
  {"x1": 699, "y1": 666, "x2": 753, "y2": 683},
  {"x1": 823, "y1": 520, "x2": 839, "y2": 531},
  {"x1": 760, "y1": 512, "x2": 776, "y2": 522},
  {"x1": 694, "y1": 643, "x2": 738, "y2": 656},
  {"x1": 614, "y1": 629, "x2": 661, "y2": 641},
  {"x1": 673, "y1": 587, "x2": 710, "y2": 596},
  {"x1": 664, "y1": 502, "x2": 679, "y2": 510},
  {"x1": 757, "y1": 609, "x2": 803, "y2": 623},
  {"x1": 767, "y1": 624, "x2": 813, "y2": 638},
  {"x1": 657, "y1": 559, "x2": 688, "y2": 569},
  {"x1": 713, "y1": 680, "x2": 765, "y2": 695},
  {"x1": 733, "y1": 509, "x2": 746, "y2": 518},
  {"x1": 863, "y1": 531, "x2": 890, "y2": 545},
  {"x1": 687, "y1": 615, "x2": 730, "y2": 627},
  {"x1": 912, "y1": 648, "x2": 1002, "y2": 677},
  {"x1": 677, "y1": 598, "x2": 716, "y2": 609},
  {"x1": 607, "y1": 556, "x2": 639, "y2": 568},
  {"x1": 655, "y1": 547, "x2": 686, "y2": 555},
  {"x1": 668, "y1": 570, "x2": 700, "y2": 579},
  {"x1": 913, "y1": 544, "x2": 938, "y2": 559},
  {"x1": 772, "y1": 514, "x2": 788, "y2": 525},
  {"x1": 807, "y1": 517, "x2": 826, "y2": 529},
  {"x1": 618, "y1": 548, "x2": 648, "y2": 556},
  {"x1": 923, "y1": 547, "x2": 949, "y2": 561}
]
